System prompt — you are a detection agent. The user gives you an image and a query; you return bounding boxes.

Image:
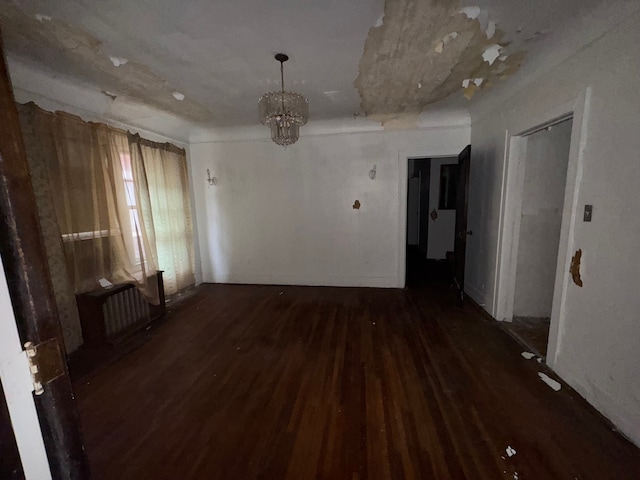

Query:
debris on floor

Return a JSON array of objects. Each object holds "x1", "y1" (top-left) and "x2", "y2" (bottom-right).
[
  {"x1": 538, "y1": 372, "x2": 562, "y2": 391},
  {"x1": 521, "y1": 351, "x2": 536, "y2": 360},
  {"x1": 506, "y1": 445, "x2": 517, "y2": 457}
]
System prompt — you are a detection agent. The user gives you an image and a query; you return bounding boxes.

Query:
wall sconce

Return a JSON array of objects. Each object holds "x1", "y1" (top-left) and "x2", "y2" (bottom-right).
[
  {"x1": 207, "y1": 169, "x2": 217, "y2": 186},
  {"x1": 369, "y1": 164, "x2": 377, "y2": 180}
]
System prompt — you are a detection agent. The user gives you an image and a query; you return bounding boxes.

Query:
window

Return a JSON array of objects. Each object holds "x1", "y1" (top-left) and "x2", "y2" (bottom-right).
[{"x1": 120, "y1": 153, "x2": 144, "y2": 265}]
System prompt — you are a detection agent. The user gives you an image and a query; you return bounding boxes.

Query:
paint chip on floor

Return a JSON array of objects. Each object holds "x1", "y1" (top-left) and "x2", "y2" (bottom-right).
[
  {"x1": 506, "y1": 445, "x2": 516, "y2": 457},
  {"x1": 538, "y1": 372, "x2": 562, "y2": 391},
  {"x1": 521, "y1": 351, "x2": 535, "y2": 360}
]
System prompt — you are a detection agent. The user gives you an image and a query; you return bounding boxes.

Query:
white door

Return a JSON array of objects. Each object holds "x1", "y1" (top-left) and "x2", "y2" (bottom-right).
[{"x1": 0, "y1": 255, "x2": 52, "y2": 480}]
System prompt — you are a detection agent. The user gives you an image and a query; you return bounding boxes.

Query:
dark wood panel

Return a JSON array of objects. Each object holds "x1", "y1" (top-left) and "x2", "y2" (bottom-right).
[
  {"x1": 74, "y1": 284, "x2": 640, "y2": 480},
  {"x1": 0, "y1": 29, "x2": 89, "y2": 479}
]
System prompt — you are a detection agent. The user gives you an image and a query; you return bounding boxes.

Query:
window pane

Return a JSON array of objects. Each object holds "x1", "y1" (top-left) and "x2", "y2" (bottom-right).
[
  {"x1": 120, "y1": 153, "x2": 133, "y2": 181},
  {"x1": 124, "y1": 180, "x2": 136, "y2": 207}
]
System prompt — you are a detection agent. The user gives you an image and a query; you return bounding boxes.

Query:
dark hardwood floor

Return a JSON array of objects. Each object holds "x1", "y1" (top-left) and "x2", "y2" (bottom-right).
[
  {"x1": 73, "y1": 284, "x2": 640, "y2": 480},
  {"x1": 506, "y1": 316, "x2": 551, "y2": 358}
]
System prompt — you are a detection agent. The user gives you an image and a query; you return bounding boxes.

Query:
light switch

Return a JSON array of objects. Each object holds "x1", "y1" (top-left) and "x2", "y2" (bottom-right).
[{"x1": 583, "y1": 205, "x2": 593, "y2": 222}]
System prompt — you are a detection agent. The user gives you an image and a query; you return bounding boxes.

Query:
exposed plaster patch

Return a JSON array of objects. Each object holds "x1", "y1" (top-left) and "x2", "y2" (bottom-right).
[
  {"x1": 172, "y1": 91, "x2": 185, "y2": 101},
  {"x1": 435, "y1": 31, "x2": 458, "y2": 53},
  {"x1": 354, "y1": 0, "x2": 523, "y2": 120},
  {"x1": 1, "y1": 4, "x2": 211, "y2": 122},
  {"x1": 374, "y1": 14, "x2": 385, "y2": 27},
  {"x1": 570, "y1": 249, "x2": 583, "y2": 287},
  {"x1": 35, "y1": 14, "x2": 51, "y2": 22},
  {"x1": 486, "y1": 20, "x2": 496, "y2": 39},
  {"x1": 482, "y1": 44, "x2": 502, "y2": 65},
  {"x1": 109, "y1": 56, "x2": 128, "y2": 67},
  {"x1": 521, "y1": 351, "x2": 536, "y2": 360},
  {"x1": 462, "y1": 78, "x2": 483, "y2": 88},
  {"x1": 460, "y1": 6, "x2": 481, "y2": 19}
]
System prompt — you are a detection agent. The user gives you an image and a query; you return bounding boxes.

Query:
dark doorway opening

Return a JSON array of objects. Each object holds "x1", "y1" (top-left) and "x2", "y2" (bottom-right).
[{"x1": 405, "y1": 157, "x2": 457, "y2": 288}]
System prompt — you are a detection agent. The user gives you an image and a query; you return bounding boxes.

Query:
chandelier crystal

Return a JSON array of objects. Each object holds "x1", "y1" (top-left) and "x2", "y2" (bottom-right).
[{"x1": 258, "y1": 53, "x2": 309, "y2": 146}]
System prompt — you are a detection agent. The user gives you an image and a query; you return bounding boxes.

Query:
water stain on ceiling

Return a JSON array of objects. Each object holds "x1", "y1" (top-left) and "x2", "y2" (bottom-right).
[
  {"x1": 0, "y1": 4, "x2": 212, "y2": 122},
  {"x1": 355, "y1": 0, "x2": 524, "y2": 124}
]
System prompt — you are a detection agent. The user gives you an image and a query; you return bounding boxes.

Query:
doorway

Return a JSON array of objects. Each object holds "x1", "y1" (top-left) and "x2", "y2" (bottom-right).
[
  {"x1": 405, "y1": 156, "x2": 458, "y2": 287},
  {"x1": 505, "y1": 118, "x2": 573, "y2": 357}
]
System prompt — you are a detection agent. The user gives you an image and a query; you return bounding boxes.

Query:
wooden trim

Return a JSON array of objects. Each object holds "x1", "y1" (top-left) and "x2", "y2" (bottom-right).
[
  {"x1": 128, "y1": 132, "x2": 186, "y2": 155},
  {"x1": 465, "y1": 295, "x2": 496, "y2": 323},
  {"x1": 0, "y1": 29, "x2": 89, "y2": 479}
]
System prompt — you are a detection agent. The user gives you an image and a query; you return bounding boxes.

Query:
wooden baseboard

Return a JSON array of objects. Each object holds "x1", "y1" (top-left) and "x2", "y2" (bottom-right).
[{"x1": 465, "y1": 295, "x2": 496, "y2": 323}]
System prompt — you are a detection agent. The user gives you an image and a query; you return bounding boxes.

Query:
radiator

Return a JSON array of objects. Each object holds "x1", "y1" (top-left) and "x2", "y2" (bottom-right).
[
  {"x1": 76, "y1": 271, "x2": 166, "y2": 348},
  {"x1": 103, "y1": 286, "x2": 150, "y2": 336}
]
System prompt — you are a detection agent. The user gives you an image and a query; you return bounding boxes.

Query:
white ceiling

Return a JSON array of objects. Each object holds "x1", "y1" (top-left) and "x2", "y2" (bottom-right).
[{"x1": 1, "y1": 0, "x2": 608, "y2": 128}]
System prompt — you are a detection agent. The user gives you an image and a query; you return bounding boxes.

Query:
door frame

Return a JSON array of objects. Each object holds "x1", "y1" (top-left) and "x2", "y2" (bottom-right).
[
  {"x1": 492, "y1": 88, "x2": 591, "y2": 367},
  {"x1": 0, "y1": 30, "x2": 89, "y2": 478},
  {"x1": 0, "y1": 256, "x2": 51, "y2": 479},
  {"x1": 397, "y1": 146, "x2": 469, "y2": 288}
]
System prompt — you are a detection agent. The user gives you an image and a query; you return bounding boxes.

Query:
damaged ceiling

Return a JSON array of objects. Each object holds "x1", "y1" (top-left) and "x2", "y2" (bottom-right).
[
  {"x1": 354, "y1": 0, "x2": 525, "y2": 123},
  {"x1": 0, "y1": 0, "x2": 607, "y2": 128}
]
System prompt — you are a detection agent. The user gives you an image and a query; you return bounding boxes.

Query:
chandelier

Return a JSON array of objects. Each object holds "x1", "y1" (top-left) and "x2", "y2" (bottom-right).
[{"x1": 258, "y1": 53, "x2": 309, "y2": 146}]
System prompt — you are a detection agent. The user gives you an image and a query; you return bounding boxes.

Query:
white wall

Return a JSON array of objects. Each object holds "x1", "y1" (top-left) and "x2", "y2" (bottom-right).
[
  {"x1": 427, "y1": 157, "x2": 457, "y2": 260},
  {"x1": 513, "y1": 121, "x2": 572, "y2": 317},
  {"x1": 468, "y1": 9, "x2": 640, "y2": 445},
  {"x1": 190, "y1": 126, "x2": 469, "y2": 288}
]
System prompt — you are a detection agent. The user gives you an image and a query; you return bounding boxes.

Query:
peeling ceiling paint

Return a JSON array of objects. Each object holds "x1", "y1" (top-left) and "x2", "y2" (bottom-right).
[
  {"x1": 354, "y1": 0, "x2": 524, "y2": 123},
  {"x1": 0, "y1": 0, "x2": 610, "y2": 128},
  {"x1": 0, "y1": 4, "x2": 212, "y2": 122}
]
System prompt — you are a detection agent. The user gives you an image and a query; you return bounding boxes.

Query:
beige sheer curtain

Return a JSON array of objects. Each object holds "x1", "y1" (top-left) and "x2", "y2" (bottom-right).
[
  {"x1": 129, "y1": 135, "x2": 195, "y2": 295},
  {"x1": 19, "y1": 104, "x2": 159, "y2": 302}
]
